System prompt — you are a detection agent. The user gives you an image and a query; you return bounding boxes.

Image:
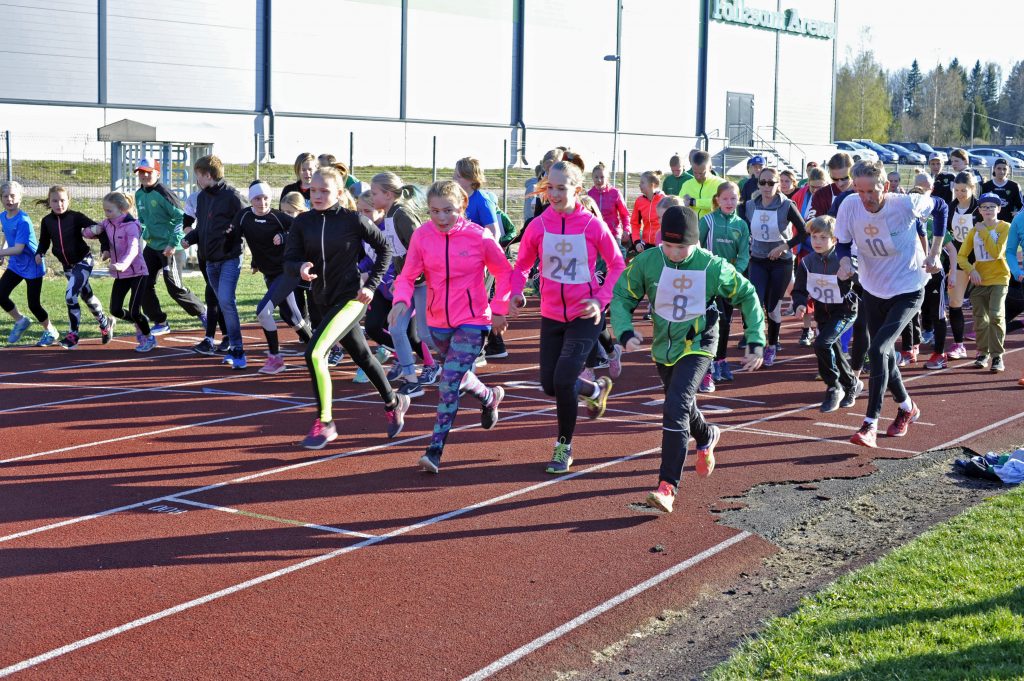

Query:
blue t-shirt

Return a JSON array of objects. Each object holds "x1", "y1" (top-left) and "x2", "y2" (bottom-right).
[
  {"x1": 1, "y1": 210, "x2": 45, "y2": 279},
  {"x1": 467, "y1": 190, "x2": 499, "y2": 235}
]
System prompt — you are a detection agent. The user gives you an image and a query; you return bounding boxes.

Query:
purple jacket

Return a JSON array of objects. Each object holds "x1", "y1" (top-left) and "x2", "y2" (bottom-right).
[{"x1": 86, "y1": 214, "x2": 148, "y2": 279}]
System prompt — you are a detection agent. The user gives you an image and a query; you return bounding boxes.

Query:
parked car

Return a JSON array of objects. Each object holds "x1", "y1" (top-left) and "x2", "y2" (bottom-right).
[
  {"x1": 853, "y1": 139, "x2": 899, "y2": 164},
  {"x1": 933, "y1": 147, "x2": 989, "y2": 168},
  {"x1": 894, "y1": 142, "x2": 946, "y2": 164},
  {"x1": 882, "y1": 144, "x2": 927, "y2": 165},
  {"x1": 834, "y1": 141, "x2": 879, "y2": 163},
  {"x1": 1003, "y1": 149, "x2": 1024, "y2": 164},
  {"x1": 969, "y1": 148, "x2": 1024, "y2": 171}
]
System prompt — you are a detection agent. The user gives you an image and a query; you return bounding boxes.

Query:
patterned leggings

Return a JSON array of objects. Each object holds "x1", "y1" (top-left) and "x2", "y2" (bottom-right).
[{"x1": 428, "y1": 326, "x2": 495, "y2": 453}]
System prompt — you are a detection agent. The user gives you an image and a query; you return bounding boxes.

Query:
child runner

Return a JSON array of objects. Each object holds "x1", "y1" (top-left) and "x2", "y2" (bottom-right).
[
  {"x1": 510, "y1": 158, "x2": 625, "y2": 474},
  {"x1": 791, "y1": 216, "x2": 862, "y2": 412},
  {"x1": 134, "y1": 158, "x2": 206, "y2": 334},
  {"x1": 231, "y1": 181, "x2": 312, "y2": 375},
  {"x1": 182, "y1": 189, "x2": 229, "y2": 354},
  {"x1": 610, "y1": 206, "x2": 765, "y2": 513},
  {"x1": 945, "y1": 171, "x2": 981, "y2": 359},
  {"x1": 280, "y1": 152, "x2": 317, "y2": 209},
  {"x1": 957, "y1": 193, "x2": 1012, "y2": 372},
  {"x1": 744, "y1": 167, "x2": 807, "y2": 365},
  {"x1": 836, "y1": 161, "x2": 943, "y2": 448},
  {"x1": 283, "y1": 165, "x2": 408, "y2": 449},
  {"x1": 918, "y1": 178, "x2": 960, "y2": 369},
  {"x1": 177, "y1": 155, "x2": 248, "y2": 368},
  {"x1": 374, "y1": 171, "x2": 438, "y2": 395},
  {"x1": 391, "y1": 180, "x2": 512, "y2": 473},
  {"x1": 588, "y1": 162, "x2": 630, "y2": 251},
  {"x1": 280, "y1": 192, "x2": 308, "y2": 218},
  {"x1": 790, "y1": 166, "x2": 830, "y2": 347},
  {"x1": 699, "y1": 181, "x2": 750, "y2": 390},
  {"x1": 981, "y1": 159, "x2": 1023, "y2": 223},
  {"x1": 35, "y1": 185, "x2": 112, "y2": 348},
  {"x1": 85, "y1": 192, "x2": 156, "y2": 352},
  {"x1": 355, "y1": 189, "x2": 396, "y2": 377},
  {"x1": 662, "y1": 153, "x2": 693, "y2": 196},
  {"x1": 631, "y1": 171, "x2": 665, "y2": 253},
  {"x1": 1, "y1": 181, "x2": 57, "y2": 346},
  {"x1": 779, "y1": 169, "x2": 798, "y2": 199}
]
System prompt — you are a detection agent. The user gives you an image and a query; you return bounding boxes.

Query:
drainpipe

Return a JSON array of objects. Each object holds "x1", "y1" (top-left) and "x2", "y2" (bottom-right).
[
  {"x1": 510, "y1": 0, "x2": 528, "y2": 167},
  {"x1": 262, "y1": 0, "x2": 275, "y2": 160}
]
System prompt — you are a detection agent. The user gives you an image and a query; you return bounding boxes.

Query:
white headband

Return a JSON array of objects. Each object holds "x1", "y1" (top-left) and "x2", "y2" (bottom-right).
[{"x1": 249, "y1": 182, "x2": 272, "y2": 200}]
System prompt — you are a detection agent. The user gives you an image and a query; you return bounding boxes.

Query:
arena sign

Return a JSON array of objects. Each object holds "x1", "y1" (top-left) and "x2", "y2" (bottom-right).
[{"x1": 710, "y1": 0, "x2": 836, "y2": 40}]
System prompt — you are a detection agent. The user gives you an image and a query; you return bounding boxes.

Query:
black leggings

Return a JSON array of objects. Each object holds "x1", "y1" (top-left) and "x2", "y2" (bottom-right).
[
  {"x1": 0, "y1": 269, "x2": 48, "y2": 322},
  {"x1": 110, "y1": 276, "x2": 151, "y2": 335},
  {"x1": 922, "y1": 270, "x2": 948, "y2": 354},
  {"x1": 540, "y1": 315, "x2": 602, "y2": 444},
  {"x1": 714, "y1": 297, "x2": 734, "y2": 360},
  {"x1": 863, "y1": 289, "x2": 924, "y2": 420},
  {"x1": 656, "y1": 355, "x2": 713, "y2": 488},
  {"x1": 748, "y1": 257, "x2": 792, "y2": 346}
]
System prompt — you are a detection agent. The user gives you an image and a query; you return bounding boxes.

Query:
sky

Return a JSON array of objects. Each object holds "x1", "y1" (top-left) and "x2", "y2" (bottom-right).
[{"x1": 836, "y1": 1, "x2": 1021, "y2": 83}]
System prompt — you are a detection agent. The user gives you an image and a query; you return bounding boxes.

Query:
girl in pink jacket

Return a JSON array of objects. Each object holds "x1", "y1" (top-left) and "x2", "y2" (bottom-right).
[
  {"x1": 85, "y1": 192, "x2": 155, "y2": 352},
  {"x1": 390, "y1": 180, "x2": 513, "y2": 473},
  {"x1": 587, "y1": 161, "x2": 629, "y2": 248},
  {"x1": 510, "y1": 156, "x2": 626, "y2": 474}
]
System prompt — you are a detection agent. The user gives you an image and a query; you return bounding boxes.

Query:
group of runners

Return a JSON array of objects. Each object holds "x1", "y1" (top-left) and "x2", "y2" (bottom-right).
[{"x1": 1, "y1": 143, "x2": 1022, "y2": 513}]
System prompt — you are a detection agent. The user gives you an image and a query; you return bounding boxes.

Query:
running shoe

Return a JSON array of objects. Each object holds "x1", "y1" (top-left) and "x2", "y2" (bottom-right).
[
  {"x1": 375, "y1": 346, "x2": 393, "y2": 364},
  {"x1": 1018, "y1": 376, "x2": 1024, "y2": 387},
  {"x1": 385, "y1": 393, "x2": 411, "y2": 438},
  {"x1": 699, "y1": 371, "x2": 716, "y2": 393},
  {"x1": 642, "y1": 312, "x2": 652, "y2": 321},
  {"x1": 579, "y1": 366, "x2": 597, "y2": 383},
  {"x1": 798, "y1": 328, "x2": 814, "y2": 346},
  {"x1": 419, "y1": 364, "x2": 440, "y2": 385},
  {"x1": 947, "y1": 343, "x2": 968, "y2": 359},
  {"x1": 301, "y1": 419, "x2": 337, "y2": 450},
  {"x1": 229, "y1": 348, "x2": 247, "y2": 370},
  {"x1": 151, "y1": 322, "x2": 171, "y2": 336},
  {"x1": 545, "y1": 439, "x2": 573, "y2": 474},
  {"x1": 135, "y1": 335, "x2": 157, "y2": 353},
  {"x1": 99, "y1": 316, "x2": 113, "y2": 344},
  {"x1": 710, "y1": 361, "x2": 722, "y2": 383},
  {"x1": 850, "y1": 421, "x2": 878, "y2": 448},
  {"x1": 397, "y1": 380, "x2": 425, "y2": 398},
  {"x1": 921, "y1": 330, "x2": 935, "y2": 346},
  {"x1": 352, "y1": 367, "x2": 369, "y2": 383},
  {"x1": 608, "y1": 344, "x2": 623, "y2": 379},
  {"x1": 60, "y1": 331, "x2": 79, "y2": 350},
  {"x1": 481, "y1": 386, "x2": 504, "y2": 430},
  {"x1": 924, "y1": 352, "x2": 948, "y2": 369},
  {"x1": 259, "y1": 353, "x2": 286, "y2": 375},
  {"x1": 592, "y1": 357, "x2": 610, "y2": 370},
  {"x1": 215, "y1": 338, "x2": 231, "y2": 354},
  {"x1": 898, "y1": 351, "x2": 911, "y2": 368},
  {"x1": 36, "y1": 329, "x2": 58, "y2": 347},
  {"x1": 474, "y1": 353, "x2": 488, "y2": 368},
  {"x1": 820, "y1": 387, "x2": 844, "y2": 413},
  {"x1": 696, "y1": 425, "x2": 720, "y2": 477},
  {"x1": 192, "y1": 337, "x2": 215, "y2": 355},
  {"x1": 718, "y1": 361, "x2": 735, "y2": 382},
  {"x1": 582, "y1": 377, "x2": 613, "y2": 419},
  {"x1": 973, "y1": 354, "x2": 989, "y2": 369},
  {"x1": 763, "y1": 345, "x2": 777, "y2": 367},
  {"x1": 419, "y1": 447, "x2": 442, "y2": 474},
  {"x1": 991, "y1": 355, "x2": 1005, "y2": 373},
  {"x1": 327, "y1": 346, "x2": 345, "y2": 367},
  {"x1": 838, "y1": 379, "x2": 863, "y2": 408},
  {"x1": 7, "y1": 317, "x2": 31, "y2": 344},
  {"x1": 886, "y1": 403, "x2": 920, "y2": 437},
  {"x1": 386, "y1": 361, "x2": 404, "y2": 381},
  {"x1": 484, "y1": 337, "x2": 508, "y2": 359},
  {"x1": 198, "y1": 312, "x2": 208, "y2": 330},
  {"x1": 646, "y1": 480, "x2": 676, "y2": 513}
]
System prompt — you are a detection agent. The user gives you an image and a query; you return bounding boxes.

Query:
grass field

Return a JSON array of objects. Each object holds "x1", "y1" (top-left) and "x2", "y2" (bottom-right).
[{"x1": 711, "y1": 484, "x2": 1024, "y2": 680}]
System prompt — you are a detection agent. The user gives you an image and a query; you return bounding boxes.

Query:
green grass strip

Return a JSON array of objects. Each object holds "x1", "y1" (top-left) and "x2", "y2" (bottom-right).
[{"x1": 711, "y1": 486, "x2": 1024, "y2": 680}]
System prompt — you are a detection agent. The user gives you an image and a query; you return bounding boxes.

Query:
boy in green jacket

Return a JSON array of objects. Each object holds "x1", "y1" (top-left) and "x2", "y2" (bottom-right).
[
  {"x1": 134, "y1": 159, "x2": 206, "y2": 334},
  {"x1": 611, "y1": 206, "x2": 765, "y2": 514}
]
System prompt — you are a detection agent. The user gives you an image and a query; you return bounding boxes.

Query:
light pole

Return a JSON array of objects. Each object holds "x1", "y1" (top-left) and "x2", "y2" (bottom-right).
[{"x1": 605, "y1": 1, "x2": 623, "y2": 189}]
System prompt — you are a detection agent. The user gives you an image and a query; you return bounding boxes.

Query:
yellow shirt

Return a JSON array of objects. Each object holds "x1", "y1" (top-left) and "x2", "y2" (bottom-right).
[
  {"x1": 957, "y1": 221, "x2": 1010, "y2": 286},
  {"x1": 680, "y1": 176, "x2": 725, "y2": 220}
]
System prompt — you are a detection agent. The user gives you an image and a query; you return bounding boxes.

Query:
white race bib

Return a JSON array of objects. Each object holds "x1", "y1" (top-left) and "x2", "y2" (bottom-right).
[
  {"x1": 654, "y1": 266, "x2": 706, "y2": 323},
  {"x1": 809, "y1": 273, "x2": 843, "y2": 304},
  {"x1": 750, "y1": 209, "x2": 782, "y2": 243},
  {"x1": 541, "y1": 230, "x2": 592, "y2": 285},
  {"x1": 952, "y1": 213, "x2": 972, "y2": 242},
  {"x1": 973, "y1": 230, "x2": 997, "y2": 262},
  {"x1": 855, "y1": 221, "x2": 897, "y2": 258},
  {"x1": 383, "y1": 217, "x2": 407, "y2": 257}
]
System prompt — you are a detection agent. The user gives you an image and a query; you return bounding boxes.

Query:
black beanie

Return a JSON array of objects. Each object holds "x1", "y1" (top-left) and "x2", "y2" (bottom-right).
[{"x1": 660, "y1": 206, "x2": 699, "y2": 245}]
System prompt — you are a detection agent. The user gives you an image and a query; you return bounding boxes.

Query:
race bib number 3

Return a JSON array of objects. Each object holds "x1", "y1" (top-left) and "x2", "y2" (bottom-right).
[
  {"x1": 654, "y1": 267, "x2": 706, "y2": 323},
  {"x1": 810, "y1": 273, "x2": 842, "y2": 304},
  {"x1": 541, "y1": 230, "x2": 592, "y2": 285},
  {"x1": 751, "y1": 209, "x2": 781, "y2": 243}
]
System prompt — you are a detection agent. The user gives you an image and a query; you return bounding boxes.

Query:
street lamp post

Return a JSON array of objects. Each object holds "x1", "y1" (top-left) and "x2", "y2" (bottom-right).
[{"x1": 605, "y1": 1, "x2": 623, "y2": 190}]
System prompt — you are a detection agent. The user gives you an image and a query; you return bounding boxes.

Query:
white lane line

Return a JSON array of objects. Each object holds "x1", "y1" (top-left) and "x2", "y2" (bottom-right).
[
  {"x1": 931, "y1": 409, "x2": 1024, "y2": 451},
  {"x1": 0, "y1": 444, "x2": 664, "y2": 679},
  {"x1": 843, "y1": 413, "x2": 936, "y2": 426},
  {"x1": 461, "y1": 532, "x2": 753, "y2": 681},
  {"x1": 167, "y1": 498, "x2": 376, "y2": 539},
  {"x1": 0, "y1": 349, "x2": 193, "y2": 379},
  {"x1": 736, "y1": 426, "x2": 919, "y2": 455}
]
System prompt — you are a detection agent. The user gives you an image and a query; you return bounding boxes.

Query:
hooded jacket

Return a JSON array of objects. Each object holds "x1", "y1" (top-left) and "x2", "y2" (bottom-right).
[
  {"x1": 630, "y1": 192, "x2": 665, "y2": 245},
  {"x1": 38, "y1": 210, "x2": 107, "y2": 269},
  {"x1": 180, "y1": 180, "x2": 247, "y2": 262},
  {"x1": 86, "y1": 213, "x2": 148, "y2": 279}
]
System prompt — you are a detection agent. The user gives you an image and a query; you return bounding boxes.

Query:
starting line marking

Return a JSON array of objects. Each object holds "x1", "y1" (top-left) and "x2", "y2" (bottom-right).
[{"x1": 168, "y1": 498, "x2": 376, "y2": 539}]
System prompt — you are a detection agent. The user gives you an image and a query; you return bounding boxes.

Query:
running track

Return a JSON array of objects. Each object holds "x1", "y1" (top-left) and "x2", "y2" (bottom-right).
[{"x1": 1, "y1": 313, "x2": 1022, "y2": 680}]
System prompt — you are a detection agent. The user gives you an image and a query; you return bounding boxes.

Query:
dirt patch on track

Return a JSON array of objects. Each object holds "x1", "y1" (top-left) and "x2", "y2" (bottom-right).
[{"x1": 556, "y1": 444, "x2": 1017, "y2": 681}]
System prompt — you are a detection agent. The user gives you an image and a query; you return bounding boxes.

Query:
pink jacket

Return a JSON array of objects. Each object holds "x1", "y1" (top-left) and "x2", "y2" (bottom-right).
[
  {"x1": 393, "y1": 216, "x2": 512, "y2": 329},
  {"x1": 86, "y1": 213, "x2": 148, "y2": 279},
  {"x1": 511, "y1": 203, "x2": 626, "y2": 323},
  {"x1": 587, "y1": 185, "x2": 628, "y2": 241}
]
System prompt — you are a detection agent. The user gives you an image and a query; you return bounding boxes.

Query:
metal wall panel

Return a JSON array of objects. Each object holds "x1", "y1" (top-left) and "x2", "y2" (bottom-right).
[
  {"x1": 705, "y1": 19, "x2": 778, "y2": 144},
  {"x1": 774, "y1": 0, "x2": 836, "y2": 146},
  {"x1": 1, "y1": 0, "x2": 98, "y2": 103}
]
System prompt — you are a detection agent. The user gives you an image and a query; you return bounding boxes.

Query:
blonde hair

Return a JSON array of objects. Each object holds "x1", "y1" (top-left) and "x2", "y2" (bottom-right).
[
  {"x1": 592, "y1": 161, "x2": 607, "y2": 176},
  {"x1": 455, "y1": 157, "x2": 485, "y2": 191},
  {"x1": 541, "y1": 148, "x2": 564, "y2": 168},
  {"x1": 338, "y1": 188, "x2": 357, "y2": 211},
  {"x1": 357, "y1": 190, "x2": 373, "y2": 206},
  {"x1": 293, "y1": 152, "x2": 317, "y2": 179},
  {"x1": 780, "y1": 169, "x2": 797, "y2": 182},
  {"x1": 371, "y1": 171, "x2": 425, "y2": 221},
  {"x1": 426, "y1": 180, "x2": 469, "y2": 213},
  {"x1": 640, "y1": 170, "x2": 663, "y2": 188},
  {"x1": 103, "y1": 191, "x2": 136, "y2": 216},
  {"x1": 578, "y1": 195, "x2": 601, "y2": 219},
  {"x1": 712, "y1": 180, "x2": 740, "y2": 209},
  {"x1": 807, "y1": 167, "x2": 827, "y2": 183},
  {"x1": 807, "y1": 215, "x2": 837, "y2": 237},
  {"x1": 280, "y1": 191, "x2": 307, "y2": 215},
  {"x1": 36, "y1": 185, "x2": 69, "y2": 208},
  {"x1": 656, "y1": 194, "x2": 685, "y2": 217},
  {"x1": 0, "y1": 180, "x2": 24, "y2": 197},
  {"x1": 313, "y1": 166, "x2": 356, "y2": 210}
]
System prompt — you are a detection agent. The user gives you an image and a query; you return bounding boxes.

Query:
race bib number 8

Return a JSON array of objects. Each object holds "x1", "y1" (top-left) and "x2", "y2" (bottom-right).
[{"x1": 654, "y1": 267, "x2": 706, "y2": 323}]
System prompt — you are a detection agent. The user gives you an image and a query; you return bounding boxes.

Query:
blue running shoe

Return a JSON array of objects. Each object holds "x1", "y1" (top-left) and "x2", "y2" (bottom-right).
[
  {"x1": 419, "y1": 447, "x2": 442, "y2": 474},
  {"x1": 8, "y1": 317, "x2": 32, "y2": 344},
  {"x1": 36, "y1": 329, "x2": 58, "y2": 347},
  {"x1": 545, "y1": 439, "x2": 573, "y2": 474}
]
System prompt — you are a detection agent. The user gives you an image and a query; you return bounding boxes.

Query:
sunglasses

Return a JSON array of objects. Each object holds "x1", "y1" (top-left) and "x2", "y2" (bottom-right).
[
  {"x1": 759, "y1": 180, "x2": 777, "y2": 186},
  {"x1": 832, "y1": 175, "x2": 851, "y2": 181}
]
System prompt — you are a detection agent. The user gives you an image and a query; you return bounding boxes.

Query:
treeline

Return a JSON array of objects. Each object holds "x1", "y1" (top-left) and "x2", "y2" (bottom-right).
[{"x1": 835, "y1": 49, "x2": 1024, "y2": 147}]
